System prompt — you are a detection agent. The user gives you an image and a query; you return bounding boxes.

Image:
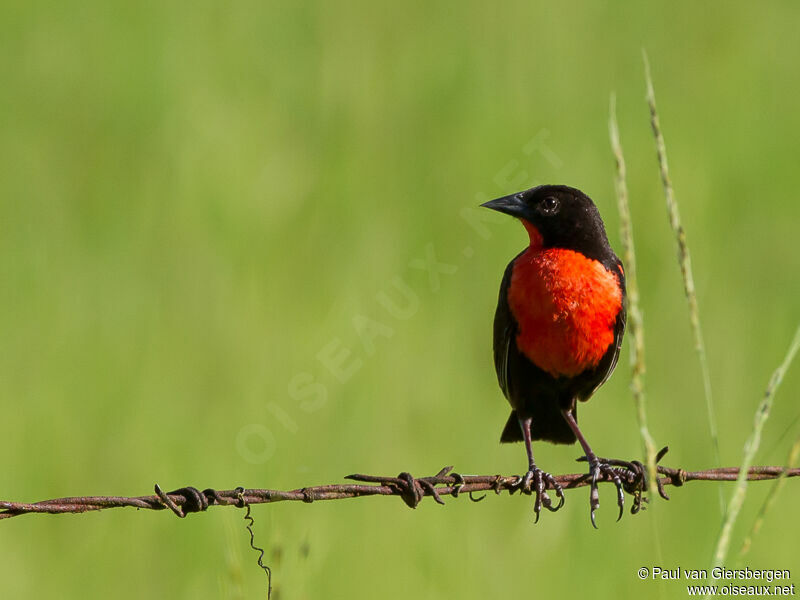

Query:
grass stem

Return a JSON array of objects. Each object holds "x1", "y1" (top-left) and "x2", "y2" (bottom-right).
[
  {"x1": 609, "y1": 92, "x2": 658, "y2": 503},
  {"x1": 712, "y1": 323, "x2": 800, "y2": 568},
  {"x1": 643, "y1": 50, "x2": 723, "y2": 514}
]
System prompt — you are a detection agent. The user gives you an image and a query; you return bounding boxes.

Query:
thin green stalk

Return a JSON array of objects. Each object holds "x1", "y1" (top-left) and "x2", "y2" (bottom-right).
[
  {"x1": 643, "y1": 51, "x2": 723, "y2": 514},
  {"x1": 609, "y1": 93, "x2": 658, "y2": 503},
  {"x1": 712, "y1": 323, "x2": 800, "y2": 568},
  {"x1": 739, "y1": 434, "x2": 800, "y2": 557}
]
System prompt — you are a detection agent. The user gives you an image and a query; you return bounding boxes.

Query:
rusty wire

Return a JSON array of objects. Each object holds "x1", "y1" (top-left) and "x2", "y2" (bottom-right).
[
  {"x1": 3, "y1": 454, "x2": 798, "y2": 600},
  {"x1": 1, "y1": 452, "x2": 798, "y2": 521}
]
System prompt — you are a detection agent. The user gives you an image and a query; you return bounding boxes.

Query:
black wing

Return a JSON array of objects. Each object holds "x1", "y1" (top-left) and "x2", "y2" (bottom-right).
[{"x1": 492, "y1": 255, "x2": 521, "y2": 400}]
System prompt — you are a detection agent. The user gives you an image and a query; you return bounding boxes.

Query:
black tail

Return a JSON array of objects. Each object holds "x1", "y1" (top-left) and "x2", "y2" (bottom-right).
[
  {"x1": 499, "y1": 407, "x2": 578, "y2": 445},
  {"x1": 500, "y1": 411, "x2": 523, "y2": 443}
]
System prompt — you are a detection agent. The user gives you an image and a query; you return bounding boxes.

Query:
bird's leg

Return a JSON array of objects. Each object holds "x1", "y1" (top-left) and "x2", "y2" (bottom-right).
[
  {"x1": 514, "y1": 416, "x2": 565, "y2": 521},
  {"x1": 561, "y1": 409, "x2": 625, "y2": 528}
]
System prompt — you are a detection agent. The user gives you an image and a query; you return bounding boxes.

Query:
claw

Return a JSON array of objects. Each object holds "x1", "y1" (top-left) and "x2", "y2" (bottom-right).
[
  {"x1": 512, "y1": 467, "x2": 565, "y2": 522},
  {"x1": 584, "y1": 457, "x2": 626, "y2": 527}
]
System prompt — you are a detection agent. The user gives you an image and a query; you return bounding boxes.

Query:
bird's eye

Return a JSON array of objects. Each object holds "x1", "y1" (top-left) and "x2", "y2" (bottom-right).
[{"x1": 540, "y1": 196, "x2": 560, "y2": 215}]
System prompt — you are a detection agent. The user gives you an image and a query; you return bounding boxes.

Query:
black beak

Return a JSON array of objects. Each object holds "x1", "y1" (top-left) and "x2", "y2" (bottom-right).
[{"x1": 481, "y1": 192, "x2": 526, "y2": 217}]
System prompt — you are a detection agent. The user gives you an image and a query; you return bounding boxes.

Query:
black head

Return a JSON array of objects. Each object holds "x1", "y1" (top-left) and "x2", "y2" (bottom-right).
[{"x1": 481, "y1": 184, "x2": 614, "y2": 262}]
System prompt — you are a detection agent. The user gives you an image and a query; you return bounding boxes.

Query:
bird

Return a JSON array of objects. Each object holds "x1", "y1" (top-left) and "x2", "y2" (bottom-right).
[{"x1": 482, "y1": 184, "x2": 627, "y2": 526}]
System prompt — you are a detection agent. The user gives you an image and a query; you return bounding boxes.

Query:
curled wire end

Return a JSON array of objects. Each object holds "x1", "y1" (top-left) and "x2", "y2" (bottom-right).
[
  {"x1": 674, "y1": 469, "x2": 687, "y2": 486},
  {"x1": 236, "y1": 488, "x2": 273, "y2": 599},
  {"x1": 468, "y1": 491, "x2": 486, "y2": 503},
  {"x1": 450, "y1": 472, "x2": 466, "y2": 498},
  {"x1": 492, "y1": 475, "x2": 504, "y2": 495}
]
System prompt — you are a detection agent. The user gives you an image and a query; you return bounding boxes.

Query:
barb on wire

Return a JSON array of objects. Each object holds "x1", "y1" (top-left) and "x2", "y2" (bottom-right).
[{"x1": 1, "y1": 449, "x2": 798, "y2": 521}]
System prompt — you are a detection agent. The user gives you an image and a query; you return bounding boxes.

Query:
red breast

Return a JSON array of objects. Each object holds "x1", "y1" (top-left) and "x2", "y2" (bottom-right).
[{"x1": 508, "y1": 227, "x2": 622, "y2": 378}]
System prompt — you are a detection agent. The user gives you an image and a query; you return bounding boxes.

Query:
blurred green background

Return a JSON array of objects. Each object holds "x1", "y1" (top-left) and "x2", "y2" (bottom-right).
[{"x1": 2, "y1": 1, "x2": 799, "y2": 598}]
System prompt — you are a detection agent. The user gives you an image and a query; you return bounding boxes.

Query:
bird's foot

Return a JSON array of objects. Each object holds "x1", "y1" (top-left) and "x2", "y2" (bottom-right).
[
  {"x1": 579, "y1": 455, "x2": 626, "y2": 528},
  {"x1": 513, "y1": 467, "x2": 565, "y2": 522},
  {"x1": 578, "y1": 446, "x2": 672, "y2": 516}
]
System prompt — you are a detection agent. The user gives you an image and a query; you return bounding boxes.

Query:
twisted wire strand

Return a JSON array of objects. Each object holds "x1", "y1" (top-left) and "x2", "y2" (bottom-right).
[{"x1": 2, "y1": 455, "x2": 797, "y2": 520}]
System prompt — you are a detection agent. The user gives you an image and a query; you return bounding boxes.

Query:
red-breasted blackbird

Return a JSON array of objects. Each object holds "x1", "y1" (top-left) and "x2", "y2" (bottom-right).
[{"x1": 483, "y1": 184, "x2": 626, "y2": 526}]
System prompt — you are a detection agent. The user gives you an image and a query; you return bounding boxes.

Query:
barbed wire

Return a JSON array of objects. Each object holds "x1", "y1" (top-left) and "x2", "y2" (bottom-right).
[
  {"x1": 4, "y1": 450, "x2": 799, "y2": 600},
  {"x1": 2, "y1": 449, "x2": 798, "y2": 521}
]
